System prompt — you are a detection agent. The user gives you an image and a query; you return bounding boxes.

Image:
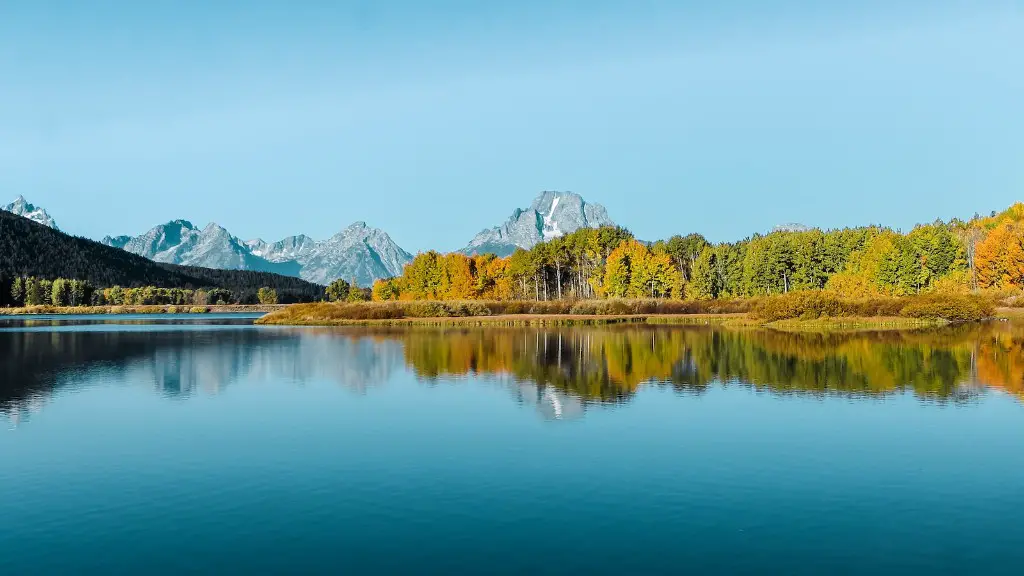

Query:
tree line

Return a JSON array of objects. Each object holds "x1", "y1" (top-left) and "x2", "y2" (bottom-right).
[
  {"x1": 371, "y1": 203, "x2": 1024, "y2": 302},
  {"x1": 5, "y1": 277, "x2": 284, "y2": 308}
]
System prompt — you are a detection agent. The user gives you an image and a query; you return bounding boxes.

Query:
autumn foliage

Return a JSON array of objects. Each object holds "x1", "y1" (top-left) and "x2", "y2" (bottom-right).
[{"x1": 357, "y1": 203, "x2": 1024, "y2": 306}]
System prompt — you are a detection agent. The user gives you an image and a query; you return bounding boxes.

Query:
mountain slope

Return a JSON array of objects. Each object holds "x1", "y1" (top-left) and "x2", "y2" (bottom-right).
[
  {"x1": 463, "y1": 191, "x2": 614, "y2": 256},
  {"x1": 246, "y1": 235, "x2": 317, "y2": 263},
  {"x1": 0, "y1": 210, "x2": 324, "y2": 302},
  {"x1": 105, "y1": 220, "x2": 303, "y2": 278},
  {"x1": 3, "y1": 196, "x2": 59, "y2": 230},
  {"x1": 109, "y1": 220, "x2": 411, "y2": 286},
  {"x1": 295, "y1": 222, "x2": 413, "y2": 286}
]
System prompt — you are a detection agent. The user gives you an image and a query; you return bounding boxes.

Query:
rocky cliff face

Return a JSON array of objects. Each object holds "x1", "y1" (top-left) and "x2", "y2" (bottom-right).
[
  {"x1": 292, "y1": 222, "x2": 413, "y2": 286},
  {"x1": 106, "y1": 220, "x2": 411, "y2": 286},
  {"x1": 107, "y1": 220, "x2": 271, "y2": 271},
  {"x1": 463, "y1": 191, "x2": 614, "y2": 256},
  {"x1": 3, "y1": 196, "x2": 59, "y2": 230},
  {"x1": 246, "y1": 235, "x2": 317, "y2": 263}
]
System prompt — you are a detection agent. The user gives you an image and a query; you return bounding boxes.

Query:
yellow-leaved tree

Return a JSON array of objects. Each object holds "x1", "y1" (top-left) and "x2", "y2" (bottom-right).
[{"x1": 975, "y1": 222, "x2": 1024, "y2": 289}]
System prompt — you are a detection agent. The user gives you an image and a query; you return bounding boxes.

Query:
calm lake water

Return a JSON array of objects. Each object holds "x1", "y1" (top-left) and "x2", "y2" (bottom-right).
[{"x1": 2, "y1": 316, "x2": 1023, "y2": 574}]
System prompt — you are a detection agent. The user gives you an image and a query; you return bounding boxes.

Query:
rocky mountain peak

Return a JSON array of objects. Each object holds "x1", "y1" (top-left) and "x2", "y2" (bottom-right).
[
  {"x1": 462, "y1": 191, "x2": 615, "y2": 257},
  {"x1": 3, "y1": 196, "x2": 59, "y2": 230}
]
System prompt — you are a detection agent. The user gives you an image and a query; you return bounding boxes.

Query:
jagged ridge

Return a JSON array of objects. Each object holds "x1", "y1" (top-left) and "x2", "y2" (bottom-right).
[{"x1": 462, "y1": 191, "x2": 614, "y2": 256}]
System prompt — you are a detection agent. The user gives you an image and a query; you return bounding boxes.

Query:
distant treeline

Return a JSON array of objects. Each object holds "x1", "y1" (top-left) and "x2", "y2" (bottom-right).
[
  {"x1": 0, "y1": 209, "x2": 323, "y2": 306},
  {"x1": 370, "y1": 203, "x2": 1024, "y2": 302},
  {"x1": 5, "y1": 277, "x2": 285, "y2": 308}
]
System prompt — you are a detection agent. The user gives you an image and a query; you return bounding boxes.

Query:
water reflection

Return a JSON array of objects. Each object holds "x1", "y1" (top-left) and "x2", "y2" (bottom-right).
[
  {"x1": 3, "y1": 322, "x2": 1023, "y2": 426},
  {"x1": 401, "y1": 324, "x2": 1024, "y2": 403}
]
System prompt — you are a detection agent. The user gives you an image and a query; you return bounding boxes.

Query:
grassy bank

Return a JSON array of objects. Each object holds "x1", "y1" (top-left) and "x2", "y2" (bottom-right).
[
  {"x1": 255, "y1": 294, "x2": 995, "y2": 328},
  {"x1": 255, "y1": 299, "x2": 751, "y2": 326},
  {"x1": 0, "y1": 304, "x2": 285, "y2": 316}
]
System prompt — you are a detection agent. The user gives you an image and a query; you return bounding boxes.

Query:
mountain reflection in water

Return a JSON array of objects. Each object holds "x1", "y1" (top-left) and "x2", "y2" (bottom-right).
[{"x1": 3, "y1": 322, "x2": 1023, "y2": 425}]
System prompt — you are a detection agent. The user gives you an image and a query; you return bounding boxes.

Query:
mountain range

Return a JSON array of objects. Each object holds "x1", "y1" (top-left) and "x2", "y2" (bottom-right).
[
  {"x1": 101, "y1": 220, "x2": 412, "y2": 287},
  {"x1": 5, "y1": 191, "x2": 619, "y2": 285}
]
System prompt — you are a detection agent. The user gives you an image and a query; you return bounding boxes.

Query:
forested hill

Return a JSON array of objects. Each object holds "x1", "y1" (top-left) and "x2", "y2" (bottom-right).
[{"x1": 0, "y1": 210, "x2": 324, "y2": 302}]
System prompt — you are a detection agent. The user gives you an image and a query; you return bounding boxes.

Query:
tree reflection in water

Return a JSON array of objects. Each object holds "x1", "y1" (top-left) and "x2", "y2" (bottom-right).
[{"x1": 3, "y1": 322, "x2": 1023, "y2": 425}]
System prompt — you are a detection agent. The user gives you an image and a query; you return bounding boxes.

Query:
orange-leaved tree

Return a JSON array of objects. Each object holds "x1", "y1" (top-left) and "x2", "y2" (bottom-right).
[{"x1": 975, "y1": 222, "x2": 1024, "y2": 289}]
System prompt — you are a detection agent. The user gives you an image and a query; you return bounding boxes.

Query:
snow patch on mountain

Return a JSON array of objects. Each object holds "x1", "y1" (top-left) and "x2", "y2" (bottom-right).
[
  {"x1": 107, "y1": 220, "x2": 411, "y2": 286},
  {"x1": 3, "y1": 196, "x2": 59, "y2": 230},
  {"x1": 463, "y1": 191, "x2": 615, "y2": 256}
]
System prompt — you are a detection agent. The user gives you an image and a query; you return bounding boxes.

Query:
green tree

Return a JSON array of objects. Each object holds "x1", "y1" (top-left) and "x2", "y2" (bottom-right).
[
  {"x1": 326, "y1": 279, "x2": 351, "y2": 302},
  {"x1": 690, "y1": 247, "x2": 720, "y2": 299},
  {"x1": 10, "y1": 277, "x2": 24, "y2": 306},
  {"x1": 51, "y1": 278, "x2": 70, "y2": 307},
  {"x1": 662, "y1": 233, "x2": 710, "y2": 281},
  {"x1": 257, "y1": 287, "x2": 278, "y2": 305},
  {"x1": 69, "y1": 280, "x2": 87, "y2": 306}
]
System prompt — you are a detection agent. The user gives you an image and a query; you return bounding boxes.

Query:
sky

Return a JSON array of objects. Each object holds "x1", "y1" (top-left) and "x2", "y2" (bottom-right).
[{"x1": 1, "y1": 0, "x2": 1022, "y2": 252}]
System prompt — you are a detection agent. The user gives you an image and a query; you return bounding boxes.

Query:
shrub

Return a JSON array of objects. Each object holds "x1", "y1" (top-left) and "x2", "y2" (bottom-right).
[
  {"x1": 463, "y1": 301, "x2": 493, "y2": 316},
  {"x1": 899, "y1": 294, "x2": 993, "y2": 322},
  {"x1": 406, "y1": 301, "x2": 450, "y2": 318},
  {"x1": 569, "y1": 301, "x2": 599, "y2": 315},
  {"x1": 751, "y1": 292, "x2": 843, "y2": 322}
]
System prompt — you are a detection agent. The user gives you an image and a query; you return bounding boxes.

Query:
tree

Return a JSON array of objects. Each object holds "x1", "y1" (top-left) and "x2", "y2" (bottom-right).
[
  {"x1": 69, "y1": 280, "x2": 87, "y2": 306},
  {"x1": 689, "y1": 247, "x2": 719, "y2": 299},
  {"x1": 662, "y1": 233, "x2": 710, "y2": 281},
  {"x1": 403, "y1": 251, "x2": 444, "y2": 300},
  {"x1": 106, "y1": 285, "x2": 125, "y2": 305},
  {"x1": 326, "y1": 279, "x2": 351, "y2": 302},
  {"x1": 440, "y1": 253, "x2": 476, "y2": 300},
  {"x1": 346, "y1": 278, "x2": 369, "y2": 302},
  {"x1": 602, "y1": 241, "x2": 634, "y2": 298},
  {"x1": 631, "y1": 250, "x2": 682, "y2": 298},
  {"x1": 257, "y1": 287, "x2": 279, "y2": 305},
  {"x1": 975, "y1": 222, "x2": 1024, "y2": 289},
  {"x1": 372, "y1": 278, "x2": 403, "y2": 301},
  {"x1": 10, "y1": 277, "x2": 24, "y2": 306},
  {"x1": 51, "y1": 278, "x2": 70, "y2": 307}
]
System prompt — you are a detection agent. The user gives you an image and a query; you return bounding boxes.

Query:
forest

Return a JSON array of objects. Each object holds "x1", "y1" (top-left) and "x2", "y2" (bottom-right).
[
  {"x1": 370, "y1": 203, "x2": 1024, "y2": 303},
  {"x1": 0, "y1": 210, "x2": 323, "y2": 306}
]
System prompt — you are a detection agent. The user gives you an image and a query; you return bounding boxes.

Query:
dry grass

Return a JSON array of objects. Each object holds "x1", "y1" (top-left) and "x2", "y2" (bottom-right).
[
  {"x1": 258, "y1": 294, "x2": 998, "y2": 328},
  {"x1": 750, "y1": 292, "x2": 994, "y2": 323},
  {"x1": 255, "y1": 299, "x2": 754, "y2": 326},
  {"x1": 0, "y1": 304, "x2": 284, "y2": 316}
]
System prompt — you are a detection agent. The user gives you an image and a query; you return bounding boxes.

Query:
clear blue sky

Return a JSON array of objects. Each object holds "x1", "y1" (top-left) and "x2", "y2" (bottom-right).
[{"x1": 2, "y1": 0, "x2": 1021, "y2": 252}]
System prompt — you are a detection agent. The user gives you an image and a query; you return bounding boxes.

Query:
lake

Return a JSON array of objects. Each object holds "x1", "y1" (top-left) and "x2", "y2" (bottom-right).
[{"x1": 2, "y1": 316, "x2": 1023, "y2": 574}]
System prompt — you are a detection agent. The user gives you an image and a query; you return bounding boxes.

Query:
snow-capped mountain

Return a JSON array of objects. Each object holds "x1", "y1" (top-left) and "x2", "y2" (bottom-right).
[
  {"x1": 462, "y1": 191, "x2": 615, "y2": 256},
  {"x1": 101, "y1": 235, "x2": 133, "y2": 249},
  {"x1": 105, "y1": 220, "x2": 411, "y2": 286},
  {"x1": 102, "y1": 220, "x2": 300, "y2": 276},
  {"x1": 3, "y1": 196, "x2": 59, "y2": 230},
  {"x1": 294, "y1": 222, "x2": 413, "y2": 286},
  {"x1": 246, "y1": 234, "x2": 318, "y2": 263}
]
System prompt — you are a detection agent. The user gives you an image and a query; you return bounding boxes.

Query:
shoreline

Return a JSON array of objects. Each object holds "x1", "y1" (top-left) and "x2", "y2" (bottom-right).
[
  {"x1": 254, "y1": 311, "x2": 953, "y2": 330},
  {"x1": 0, "y1": 304, "x2": 285, "y2": 316}
]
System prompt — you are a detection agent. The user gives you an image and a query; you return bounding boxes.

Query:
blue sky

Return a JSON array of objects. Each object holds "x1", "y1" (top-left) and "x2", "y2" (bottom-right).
[{"x1": 2, "y1": 0, "x2": 1021, "y2": 252}]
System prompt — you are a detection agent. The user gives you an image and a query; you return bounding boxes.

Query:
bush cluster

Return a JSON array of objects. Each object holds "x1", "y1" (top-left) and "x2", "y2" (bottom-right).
[{"x1": 751, "y1": 291, "x2": 993, "y2": 323}]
